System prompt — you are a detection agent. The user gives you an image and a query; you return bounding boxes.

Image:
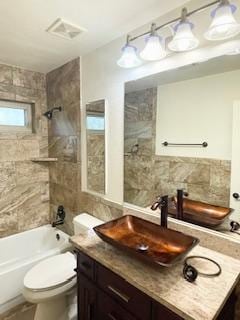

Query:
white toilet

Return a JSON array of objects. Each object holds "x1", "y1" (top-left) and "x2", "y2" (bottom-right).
[{"x1": 23, "y1": 213, "x2": 103, "y2": 320}]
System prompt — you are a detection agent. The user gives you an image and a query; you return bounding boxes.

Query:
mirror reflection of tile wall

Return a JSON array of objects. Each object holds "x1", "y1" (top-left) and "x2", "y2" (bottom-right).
[
  {"x1": 124, "y1": 55, "x2": 239, "y2": 220},
  {"x1": 124, "y1": 86, "x2": 231, "y2": 208},
  {"x1": 86, "y1": 100, "x2": 105, "y2": 194}
]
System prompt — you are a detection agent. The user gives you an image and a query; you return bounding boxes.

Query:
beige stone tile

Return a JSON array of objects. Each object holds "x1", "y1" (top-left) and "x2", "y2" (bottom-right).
[
  {"x1": 86, "y1": 99, "x2": 104, "y2": 113},
  {"x1": 50, "y1": 182, "x2": 78, "y2": 212},
  {"x1": 0, "y1": 64, "x2": 13, "y2": 84},
  {"x1": 13, "y1": 67, "x2": 46, "y2": 90},
  {"x1": 154, "y1": 180, "x2": 187, "y2": 199},
  {"x1": 49, "y1": 182, "x2": 65, "y2": 206},
  {"x1": 39, "y1": 136, "x2": 49, "y2": 157},
  {"x1": 0, "y1": 210, "x2": 18, "y2": 238},
  {"x1": 48, "y1": 101, "x2": 80, "y2": 137},
  {"x1": 48, "y1": 136, "x2": 78, "y2": 162},
  {"x1": 125, "y1": 120, "x2": 152, "y2": 139},
  {"x1": 124, "y1": 99, "x2": 138, "y2": 122},
  {"x1": 47, "y1": 58, "x2": 80, "y2": 89},
  {"x1": 138, "y1": 138, "x2": 154, "y2": 156},
  {"x1": 87, "y1": 134, "x2": 104, "y2": 157},
  {"x1": 62, "y1": 161, "x2": 81, "y2": 191},
  {"x1": 210, "y1": 165, "x2": 231, "y2": 189},
  {"x1": 0, "y1": 140, "x2": 39, "y2": 161},
  {"x1": 0, "y1": 84, "x2": 15, "y2": 100},
  {"x1": 15, "y1": 161, "x2": 49, "y2": 185},
  {"x1": 124, "y1": 188, "x2": 154, "y2": 207},
  {"x1": 18, "y1": 200, "x2": 49, "y2": 232},
  {"x1": 15, "y1": 87, "x2": 40, "y2": 102},
  {"x1": 154, "y1": 160, "x2": 170, "y2": 182},
  {"x1": 124, "y1": 138, "x2": 138, "y2": 154},
  {"x1": 0, "y1": 162, "x2": 16, "y2": 195},
  {"x1": 169, "y1": 162, "x2": 210, "y2": 185},
  {"x1": 49, "y1": 162, "x2": 64, "y2": 185},
  {"x1": 92, "y1": 202, "x2": 122, "y2": 222}
]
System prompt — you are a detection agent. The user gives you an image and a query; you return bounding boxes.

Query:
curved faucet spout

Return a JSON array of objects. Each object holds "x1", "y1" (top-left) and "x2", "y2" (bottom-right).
[{"x1": 151, "y1": 195, "x2": 168, "y2": 228}]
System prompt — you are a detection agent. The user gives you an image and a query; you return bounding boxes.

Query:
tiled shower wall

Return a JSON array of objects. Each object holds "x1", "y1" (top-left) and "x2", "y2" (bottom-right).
[
  {"x1": 124, "y1": 88, "x2": 231, "y2": 208},
  {"x1": 0, "y1": 64, "x2": 49, "y2": 237},
  {"x1": 47, "y1": 58, "x2": 122, "y2": 236},
  {"x1": 47, "y1": 58, "x2": 82, "y2": 234}
]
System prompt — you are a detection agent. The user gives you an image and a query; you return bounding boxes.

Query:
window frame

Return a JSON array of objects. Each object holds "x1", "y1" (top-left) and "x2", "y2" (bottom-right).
[{"x1": 0, "y1": 100, "x2": 33, "y2": 132}]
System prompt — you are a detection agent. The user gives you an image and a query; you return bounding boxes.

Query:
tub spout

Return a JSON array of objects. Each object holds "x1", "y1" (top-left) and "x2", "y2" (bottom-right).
[{"x1": 52, "y1": 220, "x2": 64, "y2": 227}]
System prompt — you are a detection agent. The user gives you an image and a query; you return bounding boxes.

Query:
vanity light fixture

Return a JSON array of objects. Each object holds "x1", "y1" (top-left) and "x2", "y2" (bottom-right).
[
  {"x1": 117, "y1": 35, "x2": 142, "y2": 68},
  {"x1": 168, "y1": 8, "x2": 199, "y2": 52},
  {"x1": 205, "y1": 0, "x2": 240, "y2": 40},
  {"x1": 140, "y1": 23, "x2": 166, "y2": 61},
  {"x1": 117, "y1": 0, "x2": 240, "y2": 68}
]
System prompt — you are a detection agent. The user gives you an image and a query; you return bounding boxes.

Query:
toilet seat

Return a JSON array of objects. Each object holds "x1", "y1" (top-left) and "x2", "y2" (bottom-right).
[{"x1": 24, "y1": 252, "x2": 76, "y2": 292}]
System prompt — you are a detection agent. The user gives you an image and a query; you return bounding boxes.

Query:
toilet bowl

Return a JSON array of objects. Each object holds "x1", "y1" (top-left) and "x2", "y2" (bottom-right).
[
  {"x1": 22, "y1": 213, "x2": 103, "y2": 320},
  {"x1": 23, "y1": 252, "x2": 76, "y2": 320}
]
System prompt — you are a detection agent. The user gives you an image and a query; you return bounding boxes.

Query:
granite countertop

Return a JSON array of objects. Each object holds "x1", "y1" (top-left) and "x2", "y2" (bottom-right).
[{"x1": 70, "y1": 231, "x2": 240, "y2": 320}]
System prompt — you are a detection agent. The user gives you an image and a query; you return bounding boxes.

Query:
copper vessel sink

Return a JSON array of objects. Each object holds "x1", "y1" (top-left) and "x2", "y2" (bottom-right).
[
  {"x1": 169, "y1": 197, "x2": 233, "y2": 227},
  {"x1": 93, "y1": 215, "x2": 199, "y2": 267}
]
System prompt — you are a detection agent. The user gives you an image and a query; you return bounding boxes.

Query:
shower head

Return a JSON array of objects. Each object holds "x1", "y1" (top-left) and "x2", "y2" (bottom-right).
[{"x1": 43, "y1": 106, "x2": 62, "y2": 120}]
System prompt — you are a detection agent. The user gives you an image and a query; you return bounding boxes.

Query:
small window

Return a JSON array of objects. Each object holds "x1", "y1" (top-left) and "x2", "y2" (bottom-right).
[
  {"x1": 0, "y1": 100, "x2": 32, "y2": 132},
  {"x1": 86, "y1": 115, "x2": 105, "y2": 131}
]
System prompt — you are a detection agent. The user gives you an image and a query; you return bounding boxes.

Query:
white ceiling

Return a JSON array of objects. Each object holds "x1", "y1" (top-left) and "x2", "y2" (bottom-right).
[{"x1": 0, "y1": 0, "x2": 190, "y2": 73}]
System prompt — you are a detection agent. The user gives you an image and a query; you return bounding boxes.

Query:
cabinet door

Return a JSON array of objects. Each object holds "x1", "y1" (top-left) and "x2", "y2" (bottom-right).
[
  {"x1": 152, "y1": 302, "x2": 183, "y2": 320},
  {"x1": 78, "y1": 273, "x2": 97, "y2": 320},
  {"x1": 97, "y1": 263, "x2": 151, "y2": 320},
  {"x1": 97, "y1": 290, "x2": 137, "y2": 320}
]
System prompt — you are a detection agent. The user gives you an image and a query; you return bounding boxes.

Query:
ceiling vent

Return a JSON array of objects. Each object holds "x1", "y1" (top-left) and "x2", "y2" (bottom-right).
[{"x1": 47, "y1": 18, "x2": 87, "y2": 40}]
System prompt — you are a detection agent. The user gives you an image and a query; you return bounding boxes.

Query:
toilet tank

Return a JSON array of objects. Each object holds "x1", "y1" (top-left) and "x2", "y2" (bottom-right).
[{"x1": 73, "y1": 213, "x2": 103, "y2": 235}]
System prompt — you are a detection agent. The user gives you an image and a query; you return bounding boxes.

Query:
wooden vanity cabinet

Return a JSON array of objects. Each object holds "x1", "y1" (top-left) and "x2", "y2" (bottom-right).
[
  {"x1": 76, "y1": 250, "x2": 183, "y2": 320},
  {"x1": 78, "y1": 273, "x2": 97, "y2": 320},
  {"x1": 76, "y1": 250, "x2": 235, "y2": 320}
]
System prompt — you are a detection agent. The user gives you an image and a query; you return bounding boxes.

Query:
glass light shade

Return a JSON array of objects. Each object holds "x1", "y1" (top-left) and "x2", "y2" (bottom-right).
[
  {"x1": 205, "y1": 4, "x2": 240, "y2": 40},
  {"x1": 117, "y1": 44, "x2": 142, "y2": 68},
  {"x1": 140, "y1": 35, "x2": 166, "y2": 61},
  {"x1": 168, "y1": 22, "x2": 199, "y2": 52}
]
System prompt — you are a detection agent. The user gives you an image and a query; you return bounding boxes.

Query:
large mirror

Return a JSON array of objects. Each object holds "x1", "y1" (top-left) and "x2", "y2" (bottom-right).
[
  {"x1": 124, "y1": 54, "x2": 240, "y2": 237},
  {"x1": 86, "y1": 99, "x2": 105, "y2": 194}
]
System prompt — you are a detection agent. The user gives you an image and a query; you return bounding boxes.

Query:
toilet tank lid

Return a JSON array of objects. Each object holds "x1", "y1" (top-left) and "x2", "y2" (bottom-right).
[{"x1": 73, "y1": 213, "x2": 103, "y2": 229}]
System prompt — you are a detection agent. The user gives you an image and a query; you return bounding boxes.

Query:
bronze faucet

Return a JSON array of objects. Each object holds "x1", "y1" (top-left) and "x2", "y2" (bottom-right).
[
  {"x1": 151, "y1": 195, "x2": 168, "y2": 228},
  {"x1": 176, "y1": 189, "x2": 188, "y2": 220},
  {"x1": 52, "y1": 205, "x2": 66, "y2": 227}
]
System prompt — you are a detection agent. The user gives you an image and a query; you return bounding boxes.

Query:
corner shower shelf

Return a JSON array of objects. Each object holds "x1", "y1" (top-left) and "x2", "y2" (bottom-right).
[{"x1": 30, "y1": 158, "x2": 58, "y2": 162}]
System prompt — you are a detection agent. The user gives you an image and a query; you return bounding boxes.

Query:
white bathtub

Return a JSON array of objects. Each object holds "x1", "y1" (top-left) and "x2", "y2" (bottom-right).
[{"x1": 0, "y1": 225, "x2": 71, "y2": 315}]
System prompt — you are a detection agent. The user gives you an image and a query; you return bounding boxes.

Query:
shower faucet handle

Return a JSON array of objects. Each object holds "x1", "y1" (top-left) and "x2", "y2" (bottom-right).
[{"x1": 57, "y1": 205, "x2": 65, "y2": 220}]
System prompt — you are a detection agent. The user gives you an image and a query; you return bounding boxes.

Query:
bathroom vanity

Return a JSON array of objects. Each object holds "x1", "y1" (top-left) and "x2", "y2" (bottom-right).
[{"x1": 71, "y1": 232, "x2": 240, "y2": 320}]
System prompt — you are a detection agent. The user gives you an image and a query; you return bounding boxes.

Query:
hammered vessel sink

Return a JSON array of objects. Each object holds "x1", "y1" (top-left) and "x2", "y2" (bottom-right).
[{"x1": 94, "y1": 215, "x2": 199, "y2": 267}]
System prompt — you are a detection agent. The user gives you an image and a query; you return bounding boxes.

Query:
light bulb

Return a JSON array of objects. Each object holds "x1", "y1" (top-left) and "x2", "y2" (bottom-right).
[
  {"x1": 168, "y1": 21, "x2": 199, "y2": 52},
  {"x1": 205, "y1": 1, "x2": 240, "y2": 40},
  {"x1": 117, "y1": 40, "x2": 142, "y2": 68},
  {"x1": 140, "y1": 25, "x2": 166, "y2": 61}
]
